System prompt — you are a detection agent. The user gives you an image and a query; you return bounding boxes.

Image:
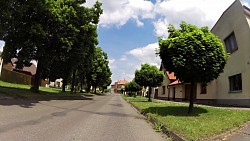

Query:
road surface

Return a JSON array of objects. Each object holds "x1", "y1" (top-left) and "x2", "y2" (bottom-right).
[{"x1": 0, "y1": 94, "x2": 166, "y2": 141}]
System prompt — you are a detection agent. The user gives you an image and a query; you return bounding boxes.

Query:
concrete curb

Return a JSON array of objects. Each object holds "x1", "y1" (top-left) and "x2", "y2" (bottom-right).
[
  {"x1": 126, "y1": 100, "x2": 186, "y2": 141},
  {"x1": 124, "y1": 98, "x2": 250, "y2": 141},
  {"x1": 204, "y1": 121, "x2": 250, "y2": 141}
]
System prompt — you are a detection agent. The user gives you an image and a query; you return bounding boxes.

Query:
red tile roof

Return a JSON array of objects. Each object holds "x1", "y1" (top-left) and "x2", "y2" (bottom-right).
[
  {"x1": 168, "y1": 80, "x2": 182, "y2": 86},
  {"x1": 117, "y1": 79, "x2": 128, "y2": 85},
  {"x1": 166, "y1": 72, "x2": 176, "y2": 80}
]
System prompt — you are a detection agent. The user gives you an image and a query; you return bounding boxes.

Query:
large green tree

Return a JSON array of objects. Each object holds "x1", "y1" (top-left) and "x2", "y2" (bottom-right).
[
  {"x1": 0, "y1": 0, "x2": 102, "y2": 93},
  {"x1": 0, "y1": 0, "x2": 76, "y2": 92},
  {"x1": 89, "y1": 47, "x2": 112, "y2": 93},
  {"x1": 135, "y1": 63, "x2": 164, "y2": 102},
  {"x1": 159, "y1": 21, "x2": 228, "y2": 114}
]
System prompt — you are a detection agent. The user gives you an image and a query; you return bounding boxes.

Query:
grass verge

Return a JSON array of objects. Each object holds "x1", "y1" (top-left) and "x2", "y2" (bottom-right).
[
  {"x1": 121, "y1": 95, "x2": 250, "y2": 141},
  {"x1": 0, "y1": 80, "x2": 92, "y2": 98}
]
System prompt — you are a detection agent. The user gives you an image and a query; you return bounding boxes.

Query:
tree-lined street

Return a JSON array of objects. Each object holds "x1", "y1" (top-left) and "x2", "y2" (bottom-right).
[{"x1": 0, "y1": 94, "x2": 166, "y2": 141}]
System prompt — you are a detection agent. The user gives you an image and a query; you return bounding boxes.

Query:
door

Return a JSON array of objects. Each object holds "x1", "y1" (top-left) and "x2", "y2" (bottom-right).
[{"x1": 155, "y1": 89, "x2": 158, "y2": 98}]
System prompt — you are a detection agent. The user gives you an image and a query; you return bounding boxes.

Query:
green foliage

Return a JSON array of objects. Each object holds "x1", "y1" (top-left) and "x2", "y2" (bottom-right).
[
  {"x1": 0, "y1": 80, "x2": 83, "y2": 97},
  {"x1": 125, "y1": 80, "x2": 141, "y2": 96},
  {"x1": 135, "y1": 64, "x2": 164, "y2": 87},
  {"x1": 122, "y1": 96, "x2": 250, "y2": 141},
  {"x1": 0, "y1": 0, "x2": 103, "y2": 93},
  {"x1": 159, "y1": 21, "x2": 228, "y2": 83},
  {"x1": 89, "y1": 47, "x2": 112, "y2": 93}
]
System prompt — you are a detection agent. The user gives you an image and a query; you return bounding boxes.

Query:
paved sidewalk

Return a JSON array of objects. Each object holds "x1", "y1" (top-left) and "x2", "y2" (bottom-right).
[{"x1": 227, "y1": 123, "x2": 250, "y2": 141}]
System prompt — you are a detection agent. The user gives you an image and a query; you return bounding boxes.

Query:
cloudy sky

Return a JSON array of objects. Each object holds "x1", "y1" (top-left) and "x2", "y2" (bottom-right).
[{"x1": 1, "y1": 0, "x2": 250, "y2": 83}]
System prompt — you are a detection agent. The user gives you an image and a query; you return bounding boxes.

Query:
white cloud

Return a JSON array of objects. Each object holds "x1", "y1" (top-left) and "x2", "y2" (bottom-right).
[
  {"x1": 154, "y1": 0, "x2": 235, "y2": 28},
  {"x1": 85, "y1": 0, "x2": 155, "y2": 27},
  {"x1": 135, "y1": 17, "x2": 144, "y2": 27},
  {"x1": 110, "y1": 43, "x2": 162, "y2": 83},
  {"x1": 242, "y1": 0, "x2": 250, "y2": 7},
  {"x1": 120, "y1": 72, "x2": 134, "y2": 82},
  {"x1": 108, "y1": 59, "x2": 116, "y2": 69},
  {"x1": 127, "y1": 43, "x2": 161, "y2": 67},
  {"x1": 120, "y1": 55, "x2": 127, "y2": 61},
  {"x1": 153, "y1": 18, "x2": 169, "y2": 38},
  {"x1": 85, "y1": 0, "x2": 241, "y2": 29},
  {"x1": 0, "y1": 40, "x2": 5, "y2": 52}
]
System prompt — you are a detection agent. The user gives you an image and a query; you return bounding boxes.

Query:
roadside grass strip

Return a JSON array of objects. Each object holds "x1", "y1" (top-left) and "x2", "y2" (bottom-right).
[
  {"x1": 0, "y1": 80, "x2": 91, "y2": 97},
  {"x1": 122, "y1": 95, "x2": 250, "y2": 141}
]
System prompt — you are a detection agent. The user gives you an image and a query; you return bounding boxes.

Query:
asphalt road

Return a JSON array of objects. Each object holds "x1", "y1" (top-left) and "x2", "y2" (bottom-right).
[{"x1": 0, "y1": 94, "x2": 166, "y2": 141}]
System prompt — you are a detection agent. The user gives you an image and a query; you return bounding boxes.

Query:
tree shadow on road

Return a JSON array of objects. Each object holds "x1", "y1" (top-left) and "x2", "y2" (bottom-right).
[
  {"x1": 0, "y1": 96, "x2": 93, "y2": 108},
  {"x1": 0, "y1": 85, "x2": 94, "y2": 108}
]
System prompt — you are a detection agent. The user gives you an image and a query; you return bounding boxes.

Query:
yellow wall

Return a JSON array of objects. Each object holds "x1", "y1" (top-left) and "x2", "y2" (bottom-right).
[
  {"x1": 157, "y1": 74, "x2": 170, "y2": 98},
  {"x1": 169, "y1": 85, "x2": 184, "y2": 99},
  {"x1": 212, "y1": 0, "x2": 250, "y2": 100},
  {"x1": 196, "y1": 80, "x2": 217, "y2": 99}
]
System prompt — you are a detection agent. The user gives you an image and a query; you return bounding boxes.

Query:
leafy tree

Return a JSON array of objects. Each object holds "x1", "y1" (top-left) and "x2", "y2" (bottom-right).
[
  {"x1": 90, "y1": 47, "x2": 112, "y2": 93},
  {"x1": 159, "y1": 21, "x2": 228, "y2": 114},
  {"x1": 49, "y1": 1, "x2": 102, "y2": 93},
  {"x1": 0, "y1": 0, "x2": 77, "y2": 92},
  {"x1": 125, "y1": 80, "x2": 141, "y2": 97},
  {"x1": 135, "y1": 64, "x2": 164, "y2": 102},
  {"x1": 0, "y1": 0, "x2": 102, "y2": 93}
]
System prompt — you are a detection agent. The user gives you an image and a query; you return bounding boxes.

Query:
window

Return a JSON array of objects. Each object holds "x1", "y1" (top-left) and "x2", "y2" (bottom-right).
[
  {"x1": 162, "y1": 86, "x2": 165, "y2": 94},
  {"x1": 200, "y1": 83, "x2": 207, "y2": 94},
  {"x1": 229, "y1": 74, "x2": 242, "y2": 92},
  {"x1": 224, "y1": 32, "x2": 238, "y2": 53}
]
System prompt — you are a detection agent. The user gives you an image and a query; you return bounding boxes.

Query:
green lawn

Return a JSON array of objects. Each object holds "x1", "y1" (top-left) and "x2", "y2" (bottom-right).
[
  {"x1": 122, "y1": 95, "x2": 250, "y2": 141},
  {"x1": 0, "y1": 80, "x2": 92, "y2": 98}
]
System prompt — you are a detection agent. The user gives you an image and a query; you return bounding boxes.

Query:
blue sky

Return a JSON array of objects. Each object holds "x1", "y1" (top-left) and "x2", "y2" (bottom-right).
[{"x1": 1, "y1": 0, "x2": 250, "y2": 83}]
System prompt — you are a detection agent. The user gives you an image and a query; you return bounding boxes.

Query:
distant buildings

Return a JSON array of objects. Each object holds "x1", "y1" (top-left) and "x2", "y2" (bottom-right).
[{"x1": 111, "y1": 79, "x2": 129, "y2": 93}]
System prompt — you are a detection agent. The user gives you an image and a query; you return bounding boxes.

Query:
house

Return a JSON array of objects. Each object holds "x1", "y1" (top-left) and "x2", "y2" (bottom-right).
[
  {"x1": 49, "y1": 78, "x2": 63, "y2": 88},
  {"x1": 23, "y1": 63, "x2": 37, "y2": 75},
  {"x1": 211, "y1": 0, "x2": 250, "y2": 106},
  {"x1": 153, "y1": 66, "x2": 217, "y2": 105},
  {"x1": 0, "y1": 58, "x2": 49, "y2": 86},
  {"x1": 154, "y1": 0, "x2": 250, "y2": 106},
  {"x1": 111, "y1": 79, "x2": 128, "y2": 94}
]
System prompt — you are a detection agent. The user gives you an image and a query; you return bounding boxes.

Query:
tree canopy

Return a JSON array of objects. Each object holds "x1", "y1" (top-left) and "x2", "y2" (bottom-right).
[
  {"x1": 135, "y1": 63, "x2": 164, "y2": 101},
  {"x1": 125, "y1": 80, "x2": 141, "y2": 97},
  {"x1": 89, "y1": 47, "x2": 112, "y2": 93},
  {"x1": 159, "y1": 21, "x2": 228, "y2": 113},
  {"x1": 0, "y1": 0, "x2": 103, "y2": 93}
]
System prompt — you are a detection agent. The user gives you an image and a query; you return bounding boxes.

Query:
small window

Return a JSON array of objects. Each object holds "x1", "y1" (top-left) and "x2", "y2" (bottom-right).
[
  {"x1": 224, "y1": 32, "x2": 238, "y2": 53},
  {"x1": 229, "y1": 74, "x2": 242, "y2": 92},
  {"x1": 200, "y1": 83, "x2": 207, "y2": 94},
  {"x1": 162, "y1": 86, "x2": 165, "y2": 94}
]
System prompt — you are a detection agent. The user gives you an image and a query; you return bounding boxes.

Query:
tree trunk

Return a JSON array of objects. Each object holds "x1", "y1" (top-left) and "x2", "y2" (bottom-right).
[
  {"x1": 148, "y1": 86, "x2": 152, "y2": 102},
  {"x1": 62, "y1": 78, "x2": 67, "y2": 92},
  {"x1": 71, "y1": 69, "x2": 76, "y2": 93},
  {"x1": 94, "y1": 86, "x2": 97, "y2": 94},
  {"x1": 80, "y1": 81, "x2": 83, "y2": 93},
  {"x1": 30, "y1": 60, "x2": 42, "y2": 93},
  {"x1": 87, "y1": 84, "x2": 91, "y2": 93},
  {"x1": 188, "y1": 82, "x2": 195, "y2": 114}
]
